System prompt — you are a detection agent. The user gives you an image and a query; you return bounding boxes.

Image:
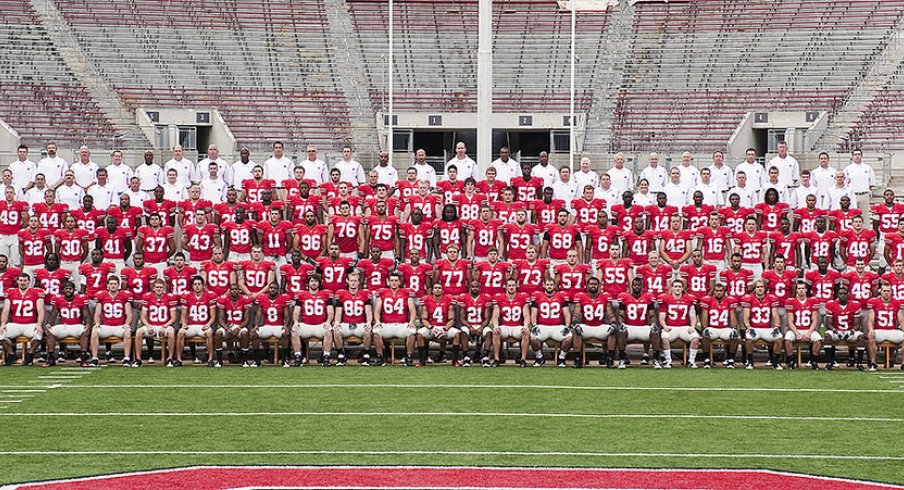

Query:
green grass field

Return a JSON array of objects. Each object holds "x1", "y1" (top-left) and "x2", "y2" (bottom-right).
[{"x1": 2, "y1": 363, "x2": 904, "y2": 486}]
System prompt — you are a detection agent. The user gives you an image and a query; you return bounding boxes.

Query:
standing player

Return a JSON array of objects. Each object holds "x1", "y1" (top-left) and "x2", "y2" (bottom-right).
[
  {"x1": 679, "y1": 249, "x2": 716, "y2": 301},
  {"x1": 658, "y1": 215, "x2": 693, "y2": 274},
  {"x1": 432, "y1": 205, "x2": 465, "y2": 258},
  {"x1": 596, "y1": 244, "x2": 633, "y2": 299},
  {"x1": 363, "y1": 201, "x2": 400, "y2": 260},
  {"x1": 553, "y1": 249, "x2": 592, "y2": 299},
  {"x1": 327, "y1": 202, "x2": 364, "y2": 258},
  {"x1": 53, "y1": 215, "x2": 89, "y2": 284},
  {"x1": 500, "y1": 209, "x2": 538, "y2": 261},
  {"x1": 511, "y1": 245, "x2": 549, "y2": 295},
  {"x1": 696, "y1": 212, "x2": 730, "y2": 273},
  {"x1": 222, "y1": 206, "x2": 256, "y2": 263},
  {"x1": 541, "y1": 209, "x2": 582, "y2": 263},
  {"x1": 293, "y1": 210, "x2": 328, "y2": 261},
  {"x1": 720, "y1": 254, "x2": 753, "y2": 299},
  {"x1": 767, "y1": 218, "x2": 802, "y2": 271},
  {"x1": 258, "y1": 208, "x2": 293, "y2": 265},
  {"x1": 399, "y1": 208, "x2": 433, "y2": 262},
  {"x1": 635, "y1": 252, "x2": 672, "y2": 297},
  {"x1": 239, "y1": 246, "x2": 277, "y2": 303},
  {"x1": 433, "y1": 245, "x2": 471, "y2": 296},
  {"x1": 762, "y1": 255, "x2": 796, "y2": 302},
  {"x1": 842, "y1": 257, "x2": 879, "y2": 303},
  {"x1": 465, "y1": 205, "x2": 502, "y2": 261},
  {"x1": 182, "y1": 210, "x2": 220, "y2": 270},
  {"x1": 94, "y1": 216, "x2": 132, "y2": 273},
  {"x1": 136, "y1": 213, "x2": 176, "y2": 275},
  {"x1": 585, "y1": 212, "x2": 620, "y2": 262},
  {"x1": 472, "y1": 248, "x2": 511, "y2": 296},
  {"x1": 621, "y1": 218, "x2": 656, "y2": 270},
  {"x1": 17, "y1": 216, "x2": 51, "y2": 279},
  {"x1": 315, "y1": 244, "x2": 354, "y2": 293},
  {"x1": 731, "y1": 217, "x2": 768, "y2": 280}
]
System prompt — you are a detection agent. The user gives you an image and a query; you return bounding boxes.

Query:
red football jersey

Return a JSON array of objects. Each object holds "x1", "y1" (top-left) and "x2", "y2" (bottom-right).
[
  {"x1": 794, "y1": 207, "x2": 827, "y2": 234},
  {"x1": 596, "y1": 258, "x2": 633, "y2": 296},
  {"x1": 257, "y1": 293, "x2": 292, "y2": 325},
  {"x1": 436, "y1": 180, "x2": 465, "y2": 204},
  {"x1": 53, "y1": 229, "x2": 89, "y2": 263},
  {"x1": 476, "y1": 180, "x2": 506, "y2": 202},
  {"x1": 106, "y1": 205, "x2": 142, "y2": 231},
  {"x1": 501, "y1": 223, "x2": 539, "y2": 261},
  {"x1": 406, "y1": 195, "x2": 441, "y2": 221},
  {"x1": 94, "y1": 227, "x2": 132, "y2": 260},
  {"x1": 806, "y1": 230, "x2": 838, "y2": 263},
  {"x1": 222, "y1": 220, "x2": 256, "y2": 255},
  {"x1": 399, "y1": 222, "x2": 433, "y2": 260},
  {"x1": 872, "y1": 202, "x2": 904, "y2": 234},
  {"x1": 434, "y1": 259, "x2": 471, "y2": 295},
  {"x1": 314, "y1": 256, "x2": 354, "y2": 292},
  {"x1": 69, "y1": 208, "x2": 105, "y2": 235},
  {"x1": 532, "y1": 291, "x2": 570, "y2": 326},
  {"x1": 121, "y1": 266, "x2": 157, "y2": 297},
  {"x1": 719, "y1": 206, "x2": 755, "y2": 234},
  {"x1": 377, "y1": 288, "x2": 413, "y2": 323},
  {"x1": 240, "y1": 260, "x2": 276, "y2": 295},
  {"x1": 635, "y1": 263, "x2": 672, "y2": 295},
  {"x1": 842, "y1": 270, "x2": 879, "y2": 302},
  {"x1": 433, "y1": 221, "x2": 463, "y2": 254},
  {"x1": 278, "y1": 262, "x2": 315, "y2": 296},
  {"x1": 51, "y1": 294, "x2": 88, "y2": 326},
  {"x1": 295, "y1": 289, "x2": 333, "y2": 324},
  {"x1": 825, "y1": 299, "x2": 862, "y2": 332},
  {"x1": 804, "y1": 269, "x2": 841, "y2": 302},
  {"x1": 33, "y1": 268, "x2": 70, "y2": 301},
  {"x1": 18, "y1": 228, "x2": 52, "y2": 266},
  {"x1": 422, "y1": 294, "x2": 455, "y2": 326},
  {"x1": 767, "y1": 231, "x2": 802, "y2": 269},
  {"x1": 144, "y1": 199, "x2": 177, "y2": 224},
  {"x1": 609, "y1": 204, "x2": 647, "y2": 233},
  {"x1": 679, "y1": 263, "x2": 716, "y2": 299},
  {"x1": 512, "y1": 259, "x2": 549, "y2": 294},
  {"x1": 492, "y1": 201, "x2": 527, "y2": 224},
  {"x1": 357, "y1": 258, "x2": 395, "y2": 291},
  {"x1": 241, "y1": 178, "x2": 276, "y2": 203},
  {"x1": 700, "y1": 295, "x2": 736, "y2": 329},
  {"x1": 681, "y1": 204, "x2": 714, "y2": 231},
  {"x1": 572, "y1": 292, "x2": 611, "y2": 327},
  {"x1": 622, "y1": 229, "x2": 657, "y2": 265},
  {"x1": 881, "y1": 271, "x2": 904, "y2": 302},
  {"x1": 182, "y1": 224, "x2": 218, "y2": 262},
  {"x1": 396, "y1": 262, "x2": 434, "y2": 297},
  {"x1": 32, "y1": 202, "x2": 67, "y2": 230},
  {"x1": 293, "y1": 223, "x2": 327, "y2": 260},
  {"x1": 363, "y1": 215, "x2": 398, "y2": 251},
  {"x1": 137, "y1": 225, "x2": 175, "y2": 264},
  {"x1": 96, "y1": 290, "x2": 132, "y2": 326},
  {"x1": 531, "y1": 199, "x2": 566, "y2": 227},
  {"x1": 217, "y1": 293, "x2": 253, "y2": 327},
  {"x1": 742, "y1": 294, "x2": 778, "y2": 329},
  {"x1": 645, "y1": 205, "x2": 679, "y2": 232},
  {"x1": 867, "y1": 297, "x2": 900, "y2": 330},
  {"x1": 163, "y1": 266, "x2": 197, "y2": 296},
  {"x1": 761, "y1": 269, "x2": 797, "y2": 301},
  {"x1": 658, "y1": 293, "x2": 696, "y2": 327},
  {"x1": 572, "y1": 198, "x2": 606, "y2": 229},
  {"x1": 697, "y1": 226, "x2": 731, "y2": 262},
  {"x1": 329, "y1": 215, "x2": 363, "y2": 254},
  {"x1": 466, "y1": 219, "x2": 502, "y2": 258},
  {"x1": 585, "y1": 226, "x2": 620, "y2": 260},
  {"x1": 6, "y1": 287, "x2": 43, "y2": 323},
  {"x1": 78, "y1": 263, "x2": 116, "y2": 296},
  {"x1": 554, "y1": 263, "x2": 591, "y2": 297},
  {"x1": 732, "y1": 230, "x2": 768, "y2": 265},
  {"x1": 259, "y1": 221, "x2": 293, "y2": 257},
  {"x1": 201, "y1": 260, "x2": 237, "y2": 296},
  {"x1": 719, "y1": 268, "x2": 753, "y2": 298},
  {"x1": 457, "y1": 292, "x2": 493, "y2": 326},
  {"x1": 0, "y1": 201, "x2": 28, "y2": 235},
  {"x1": 829, "y1": 208, "x2": 862, "y2": 234},
  {"x1": 335, "y1": 289, "x2": 372, "y2": 324},
  {"x1": 755, "y1": 202, "x2": 790, "y2": 233},
  {"x1": 842, "y1": 229, "x2": 877, "y2": 267},
  {"x1": 473, "y1": 260, "x2": 512, "y2": 295},
  {"x1": 287, "y1": 194, "x2": 323, "y2": 222},
  {"x1": 494, "y1": 292, "x2": 530, "y2": 327},
  {"x1": 784, "y1": 296, "x2": 819, "y2": 331},
  {"x1": 141, "y1": 292, "x2": 178, "y2": 327},
  {"x1": 178, "y1": 200, "x2": 213, "y2": 227},
  {"x1": 543, "y1": 223, "x2": 581, "y2": 260},
  {"x1": 618, "y1": 292, "x2": 655, "y2": 327},
  {"x1": 510, "y1": 176, "x2": 543, "y2": 202},
  {"x1": 658, "y1": 229, "x2": 693, "y2": 262}
]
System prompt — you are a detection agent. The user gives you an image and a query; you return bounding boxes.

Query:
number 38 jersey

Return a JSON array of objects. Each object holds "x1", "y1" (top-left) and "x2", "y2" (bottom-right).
[{"x1": 493, "y1": 292, "x2": 530, "y2": 327}]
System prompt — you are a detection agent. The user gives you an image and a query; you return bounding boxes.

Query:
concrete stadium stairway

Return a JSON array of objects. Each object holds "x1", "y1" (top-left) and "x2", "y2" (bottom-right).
[{"x1": 29, "y1": 0, "x2": 150, "y2": 149}]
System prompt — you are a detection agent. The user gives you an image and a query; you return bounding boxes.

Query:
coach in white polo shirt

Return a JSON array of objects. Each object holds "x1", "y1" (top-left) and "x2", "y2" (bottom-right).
[
  {"x1": 299, "y1": 145, "x2": 329, "y2": 185},
  {"x1": 573, "y1": 157, "x2": 599, "y2": 190},
  {"x1": 263, "y1": 142, "x2": 293, "y2": 184},
  {"x1": 69, "y1": 146, "x2": 99, "y2": 191},
  {"x1": 412, "y1": 149, "x2": 437, "y2": 187},
  {"x1": 726, "y1": 171, "x2": 757, "y2": 208},
  {"x1": 373, "y1": 151, "x2": 398, "y2": 187},
  {"x1": 445, "y1": 142, "x2": 477, "y2": 181},
  {"x1": 706, "y1": 150, "x2": 734, "y2": 193},
  {"x1": 135, "y1": 151, "x2": 164, "y2": 192},
  {"x1": 334, "y1": 146, "x2": 366, "y2": 186},
  {"x1": 105, "y1": 150, "x2": 134, "y2": 196},
  {"x1": 123, "y1": 177, "x2": 150, "y2": 205},
  {"x1": 639, "y1": 152, "x2": 668, "y2": 193},
  {"x1": 197, "y1": 144, "x2": 232, "y2": 186},
  {"x1": 766, "y1": 141, "x2": 799, "y2": 189},
  {"x1": 7, "y1": 145, "x2": 36, "y2": 192},
  {"x1": 694, "y1": 167, "x2": 724, "y2": 206},
  {"x1": 490, "y1": 146, "x2": 519, "y2": 184},
  {"x1": 232, "y1": 148, "x2": 257, "y2": 191},
  {"x1": 551, "y1": 166, "x2": 578, "y2": 203},
  {"x1": 87, "y1": 168, "x2": 116, "y2": 209},
  {"x1": 663, "y1": 167, "x2": 690, "y2": 206},
  {"x1": 607, "y1": 153, "x2": 635, "y2": 195},
  {"x1": 531, "y1": 152, "x2": 558, "y2": 188},
  {"x1": 164, "y1": 145, "x2": 194, "y2": 189},
  {"x1": 843, "y1": 149, "x2": 875, "y2": 216},
  {"x1": 56, "y1": 171, "x2": 84, "y2": 210},
  {"x1": 825, "y1": 171, "x2": 858, "y2": 211},
  {"x1": 810, "y1": 151, "x2": 837, "y2": 192},
  {"x1": 735, "y1": 148, "x2": 764, "y2": 189},
  {"x1": 675, "y1": 152, "x2": 700, "y2": 190},
  {"x1": 37, "y1": 142, "x2": 68, "y2": 190},
  {"x1": 199, "y1": 162, "x2": 229, "y2": 202}
]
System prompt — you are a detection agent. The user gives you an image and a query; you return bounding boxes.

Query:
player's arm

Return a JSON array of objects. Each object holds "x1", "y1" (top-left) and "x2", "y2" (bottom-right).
[
  {"x1": 93, "y1": 300, "x2": 103, "y2": 327},
  {"x1": 897, "y1": 308, "x2": 904, "y2": 332},
  {"x1": 562, "y1": 300, "x2": 572, "y2": 326},
  {"x1": 373, "y1": 296, "x2": 383, "y2": 328},
  {"x1": 699, "y1": 304, "x2": 709, "y2": 330},
  {"x1": 657, "y1": 308, "x2": 667, "y2": 330},
  {"x1": 786, "y1": 306, "x2": 798, "y2": 334},
  {"x1": 574, "y1": 233, "x2": 584, "y2": 263},
  {"x1": 0, "y1": 298, "x2": 9, "y2": 327},
  {"x1": 407, "y1": 297, "x2": 417, "y2": 327},
  {"x1": 539, "y1": 232, "x2": 550, "y2": 259},
  {"x1": 688, "y1": 303, "x2": 697, "y2": 330},
  {"x1": 491, "y1": 304, "x2": 501, "y2": 327},
  {"x1": 237, "y1": 274, "x2": 252, "y2": 296},
  {"x1": 520, "y1": 303, "x2": 530, "y2": 328},
  {"x1": 677, "y1": 238, "x2": 692, "y2": 265},
  {"x1": 866, "y1": 307, "x2": 876, "y2": 333},
  {"x1": 806, "y1": 307, "x2": 818, "y2": 334},
  {"x1": 742, "y1": 306, "x2": 751, "y2": 330},
  {"x1": 444, "y1": 304, "x2": 455, "y2": 330},
  {"x1": 364, "y1": 301, "x2": 374, "y2": 328}
]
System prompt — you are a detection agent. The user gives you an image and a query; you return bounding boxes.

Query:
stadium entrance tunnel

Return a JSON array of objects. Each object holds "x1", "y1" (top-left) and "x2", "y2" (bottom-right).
[{"x1": 10, "y1": 466, "x2": 904, "y2": 490}]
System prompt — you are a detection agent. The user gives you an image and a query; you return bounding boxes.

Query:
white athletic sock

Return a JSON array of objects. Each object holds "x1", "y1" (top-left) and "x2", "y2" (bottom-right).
[
  {"x1": 689, "y1": 348, "x2": 698, "y2": 362},
  {"x1": 663, "y1": 350, "x2": 672, "y2": 363}
]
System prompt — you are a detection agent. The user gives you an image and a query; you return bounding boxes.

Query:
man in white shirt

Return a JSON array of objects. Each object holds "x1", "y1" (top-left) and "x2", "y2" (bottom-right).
[
  {"x1": 843, "y1": 149, "x2": 875, "y2": 216},
  {"x1": 69, "y1": 146, "x2": 99, "y2": 191},
  {"x1": 199, "y1": 161, "x2": 229, "y2": 202},
  {"x1": 551, "y1": 166, "x2": 578, "y2": 203},
  {"x1": 490, "y1": 146, "x2": 519, "y2": 184},
  {"x1": 663, "y1": 167, "x2": 690, "y2": 207},
  {"x1": 123, "y1": 177, "x2": 150, "y2": 206},
  {"x1": 593, "y1": 174, "x2": 620, "y2": 205},
  {"x1": 735, "y1": 148, "x2": 764, "y2": 189},
  {"x1": 726, "y1": 171, "x2": 758, "y2": 208},
  {"x1": 262, "y1": 142, "x2": 292, "y2": 184},
  {"x1": 607, "y1": 153, "x2": 635, "y2": 195},
  {"x1": 639, "y1": 152, "x2": 668, "y2": 193},
  {"x1": 37, "y1": 142, "x2": 68, "y2": 189},
  {"x1": 162, "y1": 168, "x2": 188, "y2": 202},
  {"x1": 164, "y1": 145, "x2": 195, "y2": 189},
  {"x1": 444, "y1": 142, "x2": 477, "y2": 180},
  {"x1": 197, "y1": 144, "x2": 232, "y2": 186},
  {"x1": 105, "y1": 150, "x2": 134, "y2": 196},
  {"x1": 789, "y1": 170, "x2": 822, "y2": 209},
  {"x1": 7, "y1": 144, "x2": 36, "y2": 192},
  {"x1": 705, "y1": 150, "x2": 734, "y2": 193},
  {"x1": 87, "y1": 168, "x2": 116, "y2": 209},
  {"x1": 825, "y1": 171, "x2": 858, "y2": 211},
  {"x1": 573, "y1": 157, "x2": 599, "y2": 191},
  {"x1": 694, "y1": 167, "x2": 724, "y2": 206},
  {"x1": 334, "y1": 146, "x2": 366, "y2": 186},
  {"x1": 765, "y1": 141, "x2": 799, "y2": 189},
  {"x1": 676, "y1": 151, "x2": 700, "y2": 190},
  {"x1": 412, "y1": 149, "x2": 437, "y2": 187},
  {"x1": 762, "y1": 166, "x2": 789, "y2": 204},
  {"x1": 24, "y1": 174, "x2": 50, "y2": 207},
  {"x1": 810, "y1": 151, "x2": 837, "y2": 192},
  {"x1": 135, "y1": 151, "x2": 164, "y2": 192},
  {"x1": 0, "y1": 171, "x2": 23, "y2": 201},
  {"x1": 299, "y1": 145, "x2": 329, "y2": 185},
  {"x1": 231, "y1": 148, "x2": 257, "y2": 191},
  {"x1": 531, "y1": 151, "x2": 558, "y2": 188},
  {"x1": 373, "y1": 151, "x2": 398, "y2": 187},
  {"x1": 56, "y1": 170, "x2": 85, "y2": 210}
]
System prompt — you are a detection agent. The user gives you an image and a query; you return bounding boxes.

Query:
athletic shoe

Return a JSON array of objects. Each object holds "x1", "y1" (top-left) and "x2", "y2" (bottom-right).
[
  {"x1": 121, "y1": 358, "x2": 132, "y2": 368},
  {"x1": 147, "y1": 357, "x2": 155, "y2": 364},
  {"x1": 336, "y1": 354, "x2": 346, "y2": 367},
  {"x1": 726, "y1": 359, "x2": 736, "y2": 369},
  {"x1": 846, "y1": 359, "x2": 856, "y2": 368},
  {"x1": 173, "y1": 360, "x2": 183, "y2": 368},
  {"x1": 491, "y1": 359, "x2": 499, "y2": 368},
  {"x1": 869, "y1": 363, "x2": 878, "y2": 372},
  {"x1": 826, "y1": 361, "x2": 835, "y2": 371},
  {"x1": 641, "y1": 353, "x2": 650, "y2": 365},
  {"x1": 653, "y1": 360, "x2": 661, "y2": 370},
  {"x1": 294, "y1": 356, "x2": 303, "y2": 368},
  {"x1": 788, "y1": 361, "x2": 798, "y2": 370},
  {"x1": 519, "y1": 359, "x2": 527, "y2": 368},
  {"x1": 193, "y1": 357, "x2": 202, "y2": 364},
  {"x1": 774, "y1": 363, "x2": 783, "y2": 370},
  {"x1": 856, "y1": 363, "x2": 865, "y2": 372},
  {"x1": 703, "y1": 359, "x2": 712, "y2": 369},
  {"x1": 208, "y1": 360, "x2": 215, "y2": 368},
  {"x1": 618, "y1": 360, "x2": 626, "y2": 370},
  {"x1": 804, "y1": 360, "x2": 813, "y2": 368},
  {"x1": 404, "y1": 356, "x2": 413, "y2": 367},
  {"x1": 810, "y1": 362, "x2": 819, "y2": 370},
  {"x1": 132, "y1": 359, "x2": 142, "y2": 368},
  {"x1": 214, "y1": 361, "x2": 222, "y2": 368},
  {"x1": 242, "y1": 361, "x2": 251, "y2": 368},
  {"x1": 318, "y1": 356, "x2": 328, "y2": 367},
  {"x1": 89, "y1": 358, "x2": 99, "y2": 368},
  {"x1": 687, "y1": 361, "x2": 697, "y2": 369},
  {"x1": 573, "y1": 358, "x2": 583, "y2": 369},
  {"x1": 764, "y1": 359, "x2": 774, "y2": 368},
  {"x1": 462, "y1": 356, "x2": 472, "y2": 367},
  {"x1": 556, "y1": 358, "x2": 566, "y2": 368},
  {"x1": 533, "y1": 355, "x2": 545, "y2": 367},
  {"x1": 374, "y1": 356, "x2": 385, "y2": 367},
  {"x1": 606, "y1": 357, "x2": 615, "y2": 369},
  {"x1": 745, "y1": 360, "x2": 754, "y2": 370},
  {"x1": 482, "y1": 357, "x2": 491, "y2": 368},
  {"x1": 662, "y1": 361, "x2": 672, "y2": 369},
  {"x1": 361, "y1": 354, "x2": 371, "y2": 367},
  {"x1": 105, "y1": 351, "x2": 114, "y2": 363}
]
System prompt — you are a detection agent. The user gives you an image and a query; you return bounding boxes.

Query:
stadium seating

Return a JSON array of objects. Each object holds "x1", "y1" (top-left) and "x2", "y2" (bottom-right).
[{"x1": 0, "y1": 0, "x2": 118, "y2": 147}]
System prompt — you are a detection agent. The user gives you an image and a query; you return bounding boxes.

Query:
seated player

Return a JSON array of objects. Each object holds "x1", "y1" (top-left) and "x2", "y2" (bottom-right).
[
  {"x1": 867, "y1": 283, "x2": 904, "y2": 372},
  {"x1": 657, "y1": 280, "x2": 701, "y2": 368},
  {"x1": 530, "y1": 277, "x2": 575, "y2": 367},
  {"x1": 373, "y1": 273, "x2": 417, "y2": 366},
  {"x1": 417, "y1": 283, "x2": 459, "y2": 367},
  {"x1": 294, "y1": 275, "x2": 335, "y2": 367},
  {"x1": 742, "y1": 279, "x2": 782, "y2": 370},
  {"x1": 0, "y1": 273, "x2": 45, "y2": 366},
  {"x1": 491, "y1": 277, "x2": 531, "y2": 368},
  {"x1": 90, "y1": 276, "x2": 133, "y2": 367},
  {"x1": 571, "y1": 277, "x2": 621, "y2": 368},
  {"x1": 616, "y1": 277, "x2": 660, "y2": 367},
  {"x1": 251, "y1": 281, "x2": 292, "y2": 367},
  {"x1": 135, "y1": 279, "x2": 177, "y2": 367},
  {"x1": 456, "y1": 280, "x2": 492, "y2": 367},
  {"x1": 333, "y1": 273, "x2": 374, "y2": 366},
  {"x1": 176, "y1": 276, "x2": 216, "y2": 367},
  {"x1": 783, "y1": 282, "x2": 821, "y2": 370},
  {"x1": 44, "y1": 280, "x2": 90, "y2": 367},
  {"x1": 823, "y1": 285, "x2": 864, "y2": 371},
  {"x1": 217, "y1": 283, "x2": 254, "y2": 367},
  {"x1": 700, "y1": 283, "x2": 739, "y2": 369}
]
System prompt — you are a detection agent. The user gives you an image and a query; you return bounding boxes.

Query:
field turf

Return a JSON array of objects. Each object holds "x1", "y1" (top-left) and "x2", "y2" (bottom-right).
[{"x1": 1, "y1": 363, "x2": 903, "y2": 486}]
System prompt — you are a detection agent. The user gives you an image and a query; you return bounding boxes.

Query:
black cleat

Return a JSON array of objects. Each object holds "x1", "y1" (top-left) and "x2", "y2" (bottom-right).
[
  {"x1": 573, "y1": 358, "x2": 583, "y2": 369},
  {"x1": 374, "y1": 355, "x2": 385, "y2": 367},
  {"x1": 640, "y1": 353, "x2": 650, "y2": 365},
  {"x1": 132, "y1": 359, "x2": 142, "y2": 368},
  {"x1": 519, "y1": 359, "x2": 527, "y2": 368},
  {"x1": 173, "y1": 360, "x2": 183, "y2": 368},
  {"x1": 703, "y1": 359, "x2": 712, "y2": 369},
  {"x1": 404, "y1": 355, "x2": 413, "y2": 367}
]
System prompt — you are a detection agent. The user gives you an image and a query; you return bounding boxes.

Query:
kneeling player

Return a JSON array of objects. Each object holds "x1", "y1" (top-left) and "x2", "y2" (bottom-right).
[
  {"x1": 334, "y1": 273, "x2": 373, "y2": 366},
  {"x1": 294, "y1": 275, "x2": 334, "y2": 366},
  {"x1": 44, "y1": 281, "x2": 89, "y2": 367},
  {"x1": 783, "y1": 282, "x2": 821, "y2": 370},
  {"x1": 492, "y1": 278, "x2": 530, "y2": 368},
  {"x1": 1, "y1": 273, "x2": 45, "y2": 365},
  {"x1": 867, "y1": 283, "x2": 903, "y2": 372},
  {"x1": 251, "y1": 282, "x2": 292, "y2": 367},
  {"x1": 177, "y1": 277, "x2": 216, "y2": 367},
  {"x1": 90, "y1": 276, "x2": 133, "y2": 367},
  {"x1": 457, "y1": 281, "x2": 492, "y2": 366},
  {"x1": 700, "y1": 283, "x2": 739, "y2": 368},
  {"x1": 373, "y1": 273, "x2": 417, "y2": 366},
  {"x1": 217, "y1": 283, "x2": 253, "y2": 366},
  {"x1": 530, "y1": 278, "x2": 575, "y2": 367},
  {"x1": 742, "y1": 280, "x2": 782, "y2": 369},
  {"x1": 572, "y1": 277, "x2": 621, "y2": 368},
  {"x1": 135, "y1": 279, "x2": 177, "y2": 367},
  {"x1": 616, "y1": 277, "x2": 660, "y2": 368},
  {"x1": 823, "y1": 285, "x2": 864, "y2": 370},
  {"x1": 657, "y1": 280, "x2": 701, "y2": 368},
  {"x1": 418, "y1": 283, "x2": 461, "y2": 366}
]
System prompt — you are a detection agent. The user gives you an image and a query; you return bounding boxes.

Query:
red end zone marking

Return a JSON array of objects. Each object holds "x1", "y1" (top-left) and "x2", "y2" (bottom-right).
[{"x1": 12, "y1": 466, "x2": 904, "y2": 490}]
